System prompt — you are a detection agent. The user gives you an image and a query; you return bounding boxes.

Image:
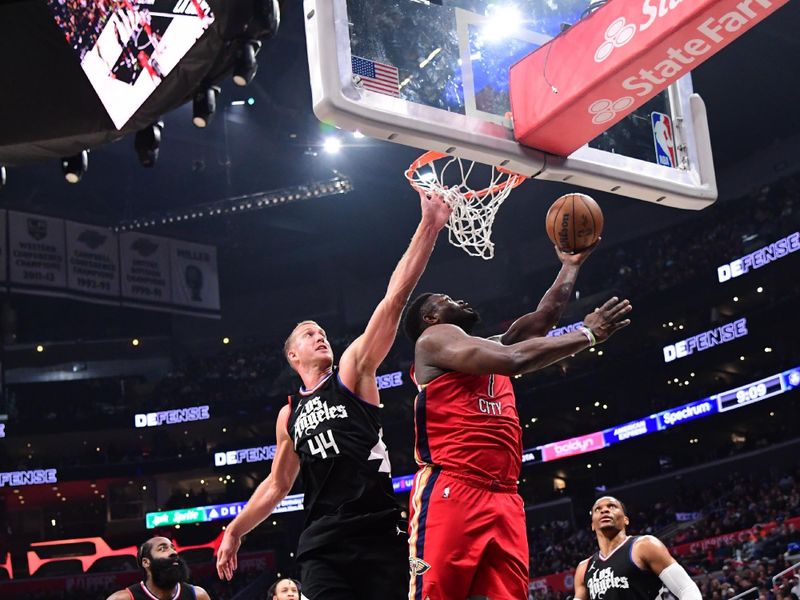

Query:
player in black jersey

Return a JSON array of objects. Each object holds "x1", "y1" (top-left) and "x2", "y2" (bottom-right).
[
  {"x1": 216, "y1": 190, "x2": 451, "y2": 600},
  {"x1": 106, "y1": 536, "x2": 210, "y2": 600},
  {"x1": 573, "y1": 496, "x2": 701, "y2": 600}
]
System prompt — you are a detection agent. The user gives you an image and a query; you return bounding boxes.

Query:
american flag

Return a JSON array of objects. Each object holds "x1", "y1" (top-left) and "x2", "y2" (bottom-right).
[{"x1": 351, "y1": 56, "x2": 400, "y2": 98}]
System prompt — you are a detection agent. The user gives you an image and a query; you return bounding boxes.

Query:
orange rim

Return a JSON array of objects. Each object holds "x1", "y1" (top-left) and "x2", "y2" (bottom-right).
[{"x1": 405, "y1": 151, "x2": 526, "y2": 200}]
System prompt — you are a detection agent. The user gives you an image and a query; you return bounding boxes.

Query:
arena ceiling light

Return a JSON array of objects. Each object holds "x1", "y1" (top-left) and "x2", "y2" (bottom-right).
[
  {"x1": 480, "y1": 5, "x2": 522, "y2": 42},
  {"x1": 61, "y1": 150, "x2": 88, "y2": 184},
  {"x1": 114, "y1": 174, "x2": 354, "y2": 232},
  {"x1": 232, "y1": 40, "x2": 262, "y2": 87},
  {"x1": 192, "y1": 86, "x2": 221, "y2": 128},
  {"x1": 323, "y1": 137, "x2": 342, "y2": 154},
  {"x1": 134, "y1": 121, "x2": 164, "y2": 168}
]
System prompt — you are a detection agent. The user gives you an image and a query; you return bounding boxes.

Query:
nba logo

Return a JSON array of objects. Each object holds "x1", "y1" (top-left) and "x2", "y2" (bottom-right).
[{"x1": 651, "y1": 112, "x2": 676, "y2": 168}]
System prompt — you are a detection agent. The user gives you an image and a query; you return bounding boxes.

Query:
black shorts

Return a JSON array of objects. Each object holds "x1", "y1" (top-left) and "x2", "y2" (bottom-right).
[{"x1": 299, "y1": 518, "x2": 408, "y2": 600}]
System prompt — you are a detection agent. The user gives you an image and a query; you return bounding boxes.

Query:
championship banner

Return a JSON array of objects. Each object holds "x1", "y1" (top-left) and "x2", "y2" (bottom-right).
[
  {"x1": 120, "y1": 232, "x2": 172, "y2": 306},
  {"x1": 47, "y1": 0, "x2": 215, "y2": 129},
  {"x1": 0, "y1": 210, "x2": 7, "y2": 283},
  {"x1": 510, "y1": 0, "x2": 789, "y2": 156},
  {"x1": 8, "y1": 211, "x2": 66, "y2": 293},
  {"x1": 65, "y1": 221, "x2": 120, "y2": 299},
  {"x1": 170, "y1": 239, "x2": 220, "y2": 312}
]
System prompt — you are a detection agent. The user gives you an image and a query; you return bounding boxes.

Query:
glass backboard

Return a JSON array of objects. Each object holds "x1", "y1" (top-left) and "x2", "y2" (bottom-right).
[{"x1": 305, "y1": 0, "x2": 717, "y2": 209}]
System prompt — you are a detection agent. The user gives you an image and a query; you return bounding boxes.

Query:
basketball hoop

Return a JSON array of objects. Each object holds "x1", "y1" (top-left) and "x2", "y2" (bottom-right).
[{"x1": 405, "y1": 151, "x2": 526, "y2": 260}]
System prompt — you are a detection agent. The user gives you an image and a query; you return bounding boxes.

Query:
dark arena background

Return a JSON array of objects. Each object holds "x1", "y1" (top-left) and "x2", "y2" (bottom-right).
[{"x1": 0, "y1": 1, "x2": 799, "y2": 599}]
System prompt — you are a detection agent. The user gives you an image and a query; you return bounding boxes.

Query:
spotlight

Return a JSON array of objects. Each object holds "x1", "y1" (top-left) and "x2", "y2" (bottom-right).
[
  {"x1": 134, "y1": 121, "x2": 164, "y2": 167},
  {"x1": 257, "y1": 0, "x2": 281, "y2": 38},
  {"x1": 232, "y1": 40, "x2": 262, "y2": 87},
  {"x1": 61, "y1": 150, "x2": 89, "y2": 183},
  {"x1": 323, "y1": 137, "x2": 342, "y2": 154},
  {"x1": 192, "y1": 86, "x2": 220, "y2": 128},
  {"x1": 0, "y1": 165, "x2": 5, "y2": 189}
]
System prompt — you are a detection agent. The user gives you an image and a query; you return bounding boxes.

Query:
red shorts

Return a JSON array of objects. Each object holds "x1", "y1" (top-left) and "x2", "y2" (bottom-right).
[{"x1": 408, "y1": 466, "x2": 529, "y2": 600}]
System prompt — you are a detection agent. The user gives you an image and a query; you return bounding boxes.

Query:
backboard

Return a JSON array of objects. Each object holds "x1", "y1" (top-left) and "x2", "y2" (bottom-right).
[{"x1": 304, "y1": 0, "x2": 717, "y2": 209}]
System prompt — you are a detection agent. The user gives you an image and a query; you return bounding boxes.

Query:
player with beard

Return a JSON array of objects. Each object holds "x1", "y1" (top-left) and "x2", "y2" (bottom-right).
[
  {"x1": 574, "y1": 496, "x2": 701, "y2": 600},
  {"x1": 402, "y1": 244, "x2": 632, "y2": 600},
  {"x1": 105, "y1": 536, "x2": 210, "y2": 600},
  {"x1": 216, "y1": 191, "x2": 451, "y2": 599}
]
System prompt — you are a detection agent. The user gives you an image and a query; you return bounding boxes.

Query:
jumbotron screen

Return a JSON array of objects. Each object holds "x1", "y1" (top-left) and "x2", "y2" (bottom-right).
[{"x1": 47, "y1": 0, "x2": 215, "y2": 128}]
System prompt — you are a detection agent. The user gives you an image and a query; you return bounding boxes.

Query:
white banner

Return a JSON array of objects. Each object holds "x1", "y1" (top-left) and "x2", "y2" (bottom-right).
[
  {"x1": 0, "y1": 210, "x2": 7, "y2": 283},
  {"x1": 65, "y1": 221, "x2": 120, "y2": 298},
  {"x1": 170, "y1": 240, "x2": 220, "y2": 311},
  {"x1": 119, "y1": 232, "x2": 171, "y2": 305},
  {"x1": 8, "y1": 211, "x2": 66, "y2": 290}
]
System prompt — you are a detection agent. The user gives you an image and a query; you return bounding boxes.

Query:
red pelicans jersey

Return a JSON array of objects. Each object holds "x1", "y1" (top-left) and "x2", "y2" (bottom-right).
[{"x1": 413, "y1": 370, "x2": 522, "y2": 484}]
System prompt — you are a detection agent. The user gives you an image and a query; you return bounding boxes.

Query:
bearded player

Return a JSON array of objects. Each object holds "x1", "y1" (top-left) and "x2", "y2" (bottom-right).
[
  {"x1": 574, "y1": 496, "x2": 701, "y2": 600},
  {"x1": 216, "y1": 191, "x2": 450, "y2": 600},
  {"x1": 402, "y1": 242, "x2": 632, "y2": 600},
  {"x1": 105, "y1": 536, "x2": 210, "y2": 600}
]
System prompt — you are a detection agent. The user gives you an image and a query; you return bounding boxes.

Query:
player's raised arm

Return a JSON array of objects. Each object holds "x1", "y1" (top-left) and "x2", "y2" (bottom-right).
[
  {"x1": 416, "y1": 296, "x2": 631, "y2": 378},
  {"x1": 634, "y1": 536, "x2": 702, "y2": 600},
  {"x1": 339, "y1": 190, "x2": 450, "y2": 402},
  {"x1": 497, "y1": 241, "x2": 598, "y2": 345},
  {"x1": 216, "y1": 405, "x2": 300, "y2": 581}
]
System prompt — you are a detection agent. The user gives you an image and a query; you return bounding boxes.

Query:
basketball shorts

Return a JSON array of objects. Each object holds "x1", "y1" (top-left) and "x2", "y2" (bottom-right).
[
  {"x1": 299, "y1": 515, "x2": 409, "y2": 600},
  {"x1": 408, "y1": 467, "x2": 529, "y2": 600}
]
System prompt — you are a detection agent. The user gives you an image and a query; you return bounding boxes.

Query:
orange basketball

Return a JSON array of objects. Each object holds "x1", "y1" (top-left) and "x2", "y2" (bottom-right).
[{"x1": 545, "y1": 193, "x2": 604, "y2": 253}]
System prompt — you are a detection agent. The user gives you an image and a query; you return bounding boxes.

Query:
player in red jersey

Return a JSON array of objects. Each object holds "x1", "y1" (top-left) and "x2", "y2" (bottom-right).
[{"x1": 402, "y1": 243, "x2": 632, "y2": 600}]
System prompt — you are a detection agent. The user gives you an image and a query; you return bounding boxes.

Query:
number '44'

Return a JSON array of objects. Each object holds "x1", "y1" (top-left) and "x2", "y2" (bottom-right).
[{"x1": 308, "y1": 430, "x2": 340, "y2": 459}]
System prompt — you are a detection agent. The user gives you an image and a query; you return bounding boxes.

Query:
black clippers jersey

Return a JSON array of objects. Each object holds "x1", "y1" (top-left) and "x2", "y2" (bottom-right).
[
  {"x1": 287, "y1": 369, "x2": 400, "y2": 555},
  {"x1": 584, "y1": 537, "x2": 672, "y2": 600},
  {"x1": 125, "y1": 582, "x2": 197, "y2": 600}
]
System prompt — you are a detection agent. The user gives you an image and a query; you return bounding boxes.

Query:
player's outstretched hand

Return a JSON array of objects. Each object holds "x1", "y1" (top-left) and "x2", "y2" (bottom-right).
[
  {"x1": 216, "y1": 530, "x2": 241, "y2": 581},
  {"x1": 418, "y1": 188, "x2": 452, "y2": 232},
  {"x1": 555, "y1": 237, "x2": 601, "y2": 266},
  {"x1": 583, "y1": 296, "x2": 632, "y2": 343}
]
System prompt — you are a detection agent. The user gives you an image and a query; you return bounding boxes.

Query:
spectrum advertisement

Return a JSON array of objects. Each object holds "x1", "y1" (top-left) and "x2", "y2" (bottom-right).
[{"x1": 528, "y1": 365, "x2": 799, "y2": 465}]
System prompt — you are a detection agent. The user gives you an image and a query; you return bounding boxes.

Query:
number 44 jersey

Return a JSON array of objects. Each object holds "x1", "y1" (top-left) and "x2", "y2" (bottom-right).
[{"x1": 287, "y1": 369, "x2": 400, "y2": 556}]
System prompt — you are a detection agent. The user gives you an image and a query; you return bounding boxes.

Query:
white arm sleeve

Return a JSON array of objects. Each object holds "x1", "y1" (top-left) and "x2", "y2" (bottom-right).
[{"x1": 658, "y1": 562, "x2": 702, "y2": 600}]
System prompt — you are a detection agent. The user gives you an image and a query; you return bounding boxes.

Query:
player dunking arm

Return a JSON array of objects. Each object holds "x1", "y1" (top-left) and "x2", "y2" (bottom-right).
[
  {"x1": 401, "y1": 243, "x2": 632, "y2": 600},
  {"x1": 574, "y1": 496, "x2": 702, "y2": 600},
  {"x1": 216, "y1": 191, "x2": 451, "y2": 600}
]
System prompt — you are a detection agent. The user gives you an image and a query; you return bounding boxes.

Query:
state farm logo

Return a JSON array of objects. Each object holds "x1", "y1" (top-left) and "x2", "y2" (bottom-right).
[
  {"x1": 594, "y1": 17, "x2": 637, "y2": 62},
  {"x1": 588, "y1": 96, "x2": 634, "y2": 125},
  {"x1": 595, "y1": 0, "x2": 684, "y2": 65}
]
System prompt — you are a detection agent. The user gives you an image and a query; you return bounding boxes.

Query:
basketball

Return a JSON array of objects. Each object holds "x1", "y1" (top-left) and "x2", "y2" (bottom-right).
[{"x1": 545, "y1": 193, "x2": 604, "y2": 253}]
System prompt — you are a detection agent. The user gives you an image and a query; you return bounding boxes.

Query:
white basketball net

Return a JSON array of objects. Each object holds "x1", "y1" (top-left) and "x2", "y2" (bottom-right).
[{"x1": 405, "y1": 153, "x2": 525, "y2": 260}]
